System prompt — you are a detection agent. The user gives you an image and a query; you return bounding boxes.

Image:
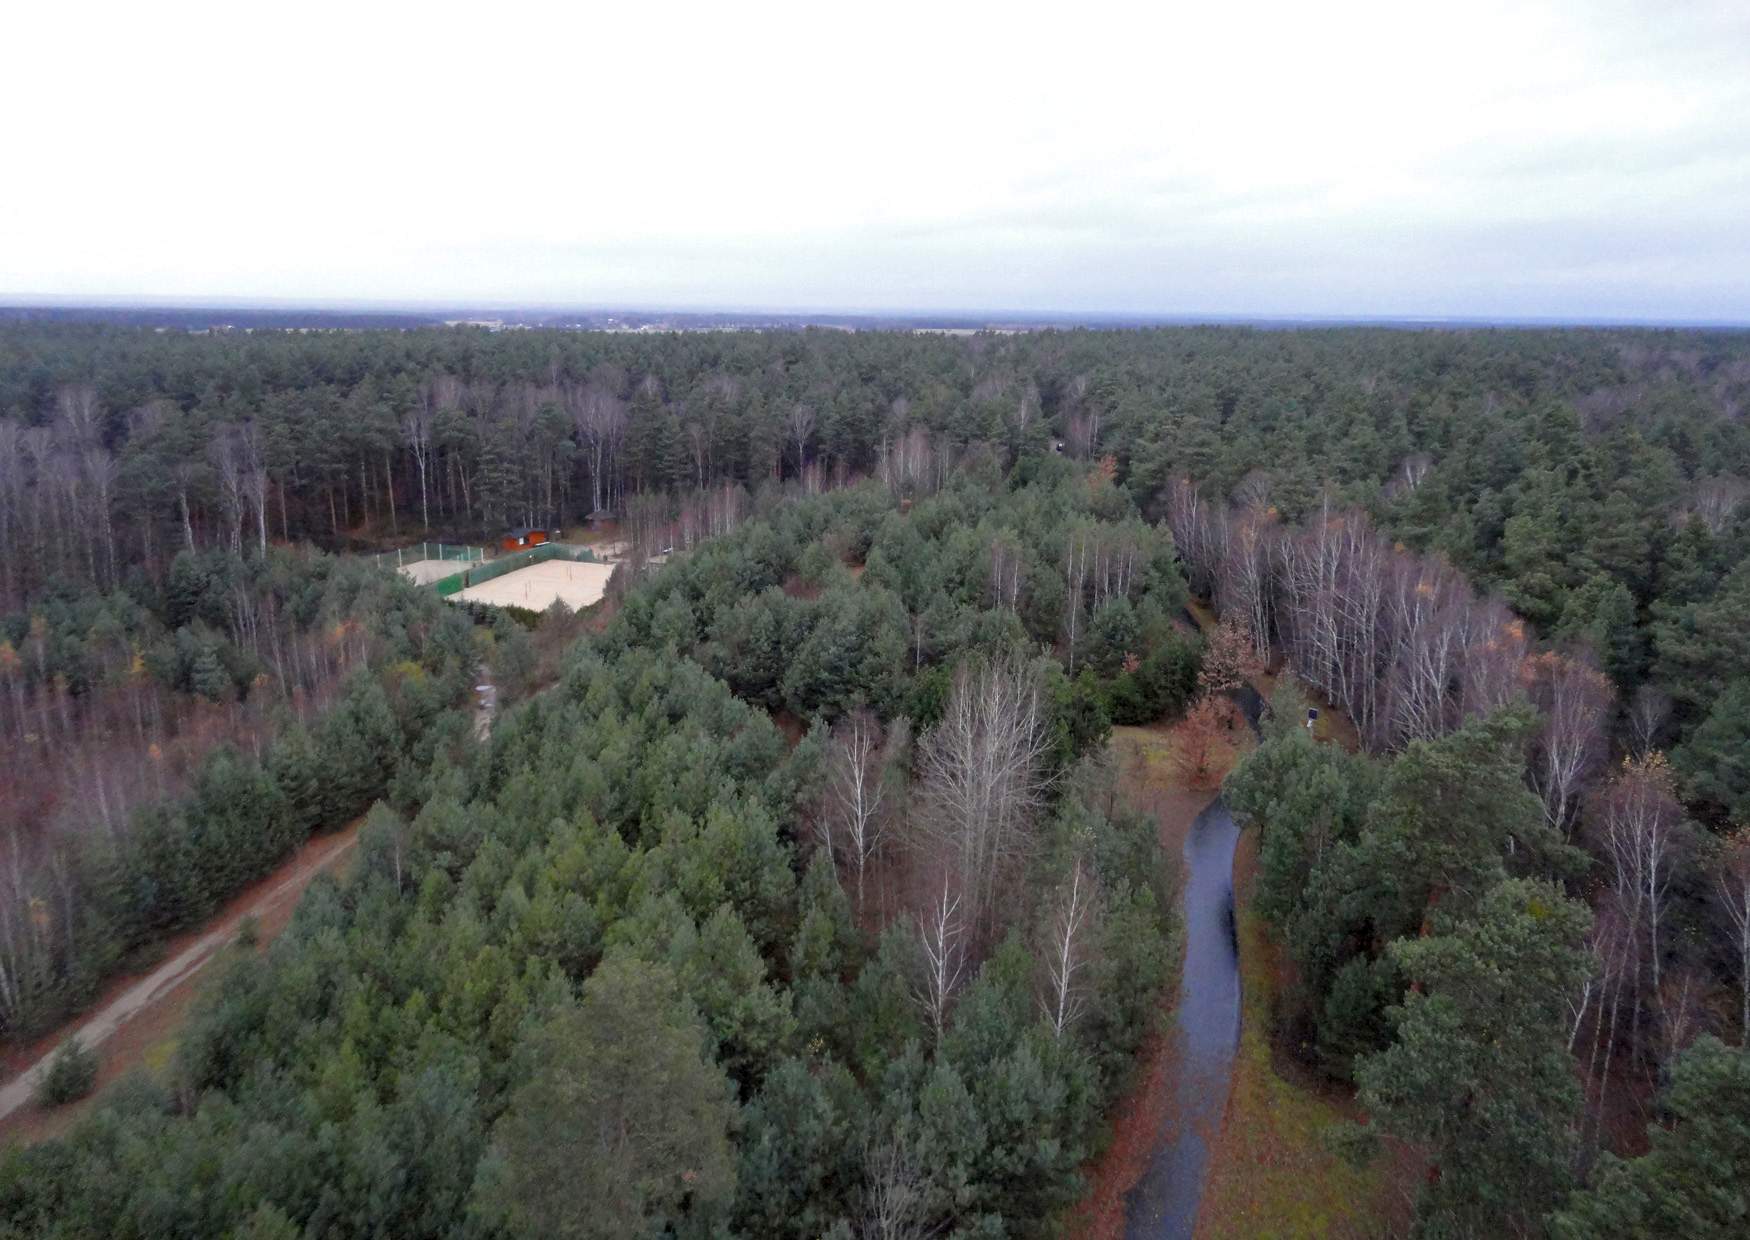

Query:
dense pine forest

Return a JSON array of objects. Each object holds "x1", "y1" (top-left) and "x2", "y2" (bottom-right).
[{"x1": 2, "y1": 321, "x2": 1750, "y2": 1236}]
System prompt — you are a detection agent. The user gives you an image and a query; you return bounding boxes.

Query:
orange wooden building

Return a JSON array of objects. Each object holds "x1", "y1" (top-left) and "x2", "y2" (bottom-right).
[{"x1": 500, "y1": 526, "x2": 553, "y2": 552}]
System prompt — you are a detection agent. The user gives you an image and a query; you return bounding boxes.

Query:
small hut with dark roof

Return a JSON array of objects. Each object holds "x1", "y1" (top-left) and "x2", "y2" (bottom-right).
[{"x1": 499, "y1": 526, "x2": 553, "y2": 552}]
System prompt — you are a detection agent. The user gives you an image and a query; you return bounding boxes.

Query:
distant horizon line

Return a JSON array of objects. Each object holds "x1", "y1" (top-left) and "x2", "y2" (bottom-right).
[{"x1": 2, "y1": 293, "x2": 1747, "y2": 331}]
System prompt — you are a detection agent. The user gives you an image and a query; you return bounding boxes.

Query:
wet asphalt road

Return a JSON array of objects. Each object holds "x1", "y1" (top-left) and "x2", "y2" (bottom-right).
[{"x1": 1122, "y1": 795, "x2": 1243, "y2": 1240}]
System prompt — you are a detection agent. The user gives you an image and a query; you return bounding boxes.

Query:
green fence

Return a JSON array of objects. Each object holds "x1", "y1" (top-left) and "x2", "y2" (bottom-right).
[
  {"x1": 371, "y1": 542, "x2": 487, "y2": 571},
  {"x1": 433, "y1": 543, "x2": 599, "y2": 597}
]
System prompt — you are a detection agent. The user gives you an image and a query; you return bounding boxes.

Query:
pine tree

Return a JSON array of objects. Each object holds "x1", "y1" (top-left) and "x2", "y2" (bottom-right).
[
  {"x1": 736, "y1": 1057, "x2": 864, "y2": 1238},
  {"x1": 1557, "y1": 575, "x2": 1643, "y2": 687},
  {"x1": 1654, "y1": 561, "x2": 1750, "y2": 716},
  {"x1": 475, "y1": 955, "x2": 736, "y2": 1239},
  {"x1": 1357, "y1": 878, "x2": 1591, "y2": 1237},
  {"x1": 188, "y1": 637, "x2": 233, "y2": 702},
  {"x1": 1547, "y1": 1036, "x2": 1750, "y2": 1239},
  {"x1": 317, "y1": 676, "x2": 403, "y2": 821},
  {"x1": 1673, "y1": 678, "x2": 1750, "y2": 824},
  {"x1": 269, "y1": 722, "x2": 326, "y2": 835}
]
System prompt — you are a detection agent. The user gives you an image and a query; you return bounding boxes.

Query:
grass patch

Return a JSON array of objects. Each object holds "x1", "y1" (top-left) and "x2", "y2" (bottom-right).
[
  {"x1": 1196, "y1": 834, "x2": 1389, "y2": 1239},
  {"x1": 1110, "y1": 725, "x2": 1183, "y2": 795},
  {"x1": 141, "y1": 1037, "x2": 179, "y2": 1076},
  {"x1": 1111, "y1": 711, "x2": 1252, "y2": 796}
]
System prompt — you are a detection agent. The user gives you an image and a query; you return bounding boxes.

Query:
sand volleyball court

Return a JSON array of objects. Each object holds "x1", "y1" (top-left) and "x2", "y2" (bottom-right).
[
  {"x1": 396, "y1": 559, "x2": 466, "y2": 586},
  {"x1": 453, "y1": 558, "x2": 614, "y2": 609}
]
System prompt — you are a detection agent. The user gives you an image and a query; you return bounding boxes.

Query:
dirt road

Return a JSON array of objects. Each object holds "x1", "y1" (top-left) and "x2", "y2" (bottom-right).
[{"x1": 0, "y1": 822, "x2": 361, "y2": 1127}]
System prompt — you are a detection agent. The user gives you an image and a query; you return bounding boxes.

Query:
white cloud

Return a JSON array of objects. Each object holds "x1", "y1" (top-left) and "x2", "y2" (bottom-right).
[{"x1": 3, "y1": 0, "x2": 1746, "y2": 319}]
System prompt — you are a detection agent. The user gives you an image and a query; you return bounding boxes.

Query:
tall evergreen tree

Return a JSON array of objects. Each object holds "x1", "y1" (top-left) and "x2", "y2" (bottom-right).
[{"x1": 1356, "y1": 878, "x2": 1592, "y2": 1237}]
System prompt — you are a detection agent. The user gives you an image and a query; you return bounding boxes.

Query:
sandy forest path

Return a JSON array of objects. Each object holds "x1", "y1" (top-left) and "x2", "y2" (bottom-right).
[{"x1": 0, "y1": 819, "x2": 362, "y2": 1132}]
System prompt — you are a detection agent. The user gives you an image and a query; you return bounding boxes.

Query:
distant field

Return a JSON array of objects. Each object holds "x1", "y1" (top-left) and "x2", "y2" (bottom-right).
[
  {"x1": 396, "y1": 558, "x2": 464, "y2": 586},
  {"x1": 453, "y1": 559, "x2": 614, "y2": 610}
]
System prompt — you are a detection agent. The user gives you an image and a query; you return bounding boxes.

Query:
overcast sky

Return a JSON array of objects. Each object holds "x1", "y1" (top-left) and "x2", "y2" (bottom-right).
[{"x1": 5, "y1": 0, "x2": 1747, "y2": 321}]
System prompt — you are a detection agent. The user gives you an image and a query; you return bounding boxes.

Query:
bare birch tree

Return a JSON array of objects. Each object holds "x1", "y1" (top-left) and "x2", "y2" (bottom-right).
[
  {"x1": 914, "y1": 873, "x2": 968, "y2": 1044},
  {"x1": 569, "y1": 382, "x2": 627, "y2": 514},
  {"x1": 880, "y1": 425, "x2": 936, "y2": 499},
  {"x1": 405, "y1": 393, "x2": 436, "y2": 530},
  {"x1": 0, "y1": 423, "x2": 22, "y2": 605},
  {"x1": 55, "y1": 384, "x2": 102, "y2": 450},
  {"x1": 1590, "y1": 754, "x2": 1692, "y2": 1073},
  {"x1": 1391, "y1": 452, "x2": 1433, "y2": 495},
  {"x1": 1216, "y1": 504, "x2": 1275, "y2": 660},
  {"x1": 79, "y1": 448, "x2": 119, "y2": 586},
  {"x1": 1039, "y1": 858, "x2": 1099, "y2": 1039},
  {"x1": 987, "y1": 531, "x2": 1024, "y2": 611},
  {"x1": 786, "y1": 403, "x2": 816, "y2": 475},
  {"x1": 915, "y1": 655, "x2": 1053, "y2": 933},
  {"x1": 1523, "y1": 651, "x2": 1613, "y2": 838},
  {"x1": 239, "y1": 421, "x2": 270, "y2": 556},
  {"x1": 1652, "y1": 962, "x2": 1707, "y2": 1072},
  {"x1": 1232, "y1": 468, "x2": 1273, "y2": 511},
  {"x1": 1627, "y1": 685, "x2": 1671, "y2": 757},
  {"x1": 1062, "y1": 522, "x2": 1094, "y2": 672},
  {"x1": 820, "y1": 708, "x2": 903, "y2": 912},
  {"x1": 1578, "y1": 896, "x2": 1635, "y2": 1152},
  {"x1": 1682, "y1": 474, "x2": 1748, "y2": 533},
  {"x1": 210, "y1": 427, "x2": 248, "y2": 554},
  {"x1": 1164, "y1": 476, "x2": 1222, "y2": 596},
  {"x1": 1717, "y1": 830, "x2": 1750, "y2": 1045},
  {"x1": 861, "y1": 1126, "x2": 932, "y2": 1240}
]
